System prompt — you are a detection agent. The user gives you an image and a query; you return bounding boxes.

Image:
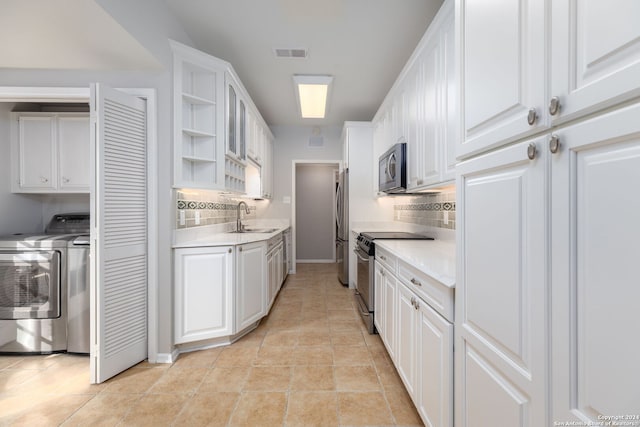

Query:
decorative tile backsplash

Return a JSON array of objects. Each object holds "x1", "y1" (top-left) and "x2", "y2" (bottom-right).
[
  {"x1": 176, "y1": 189, "x2": 256, "y2": 229},
  {"x1": 394, "y1": 190, "x2": 456, "y2": 230}
]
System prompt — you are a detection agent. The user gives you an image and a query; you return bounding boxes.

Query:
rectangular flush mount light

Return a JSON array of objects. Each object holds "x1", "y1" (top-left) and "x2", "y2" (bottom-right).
[{"x1": 293, "y1": 75, "x2": 333, "y2": 119}]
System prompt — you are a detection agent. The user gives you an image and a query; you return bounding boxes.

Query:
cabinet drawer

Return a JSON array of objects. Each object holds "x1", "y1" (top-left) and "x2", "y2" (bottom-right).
[
  {"x1": 398, "y1": 259, "x2": 453, "y2": 322},
  {"x1": 375, "y1": 246, "x2": 396, "y2": 272}
]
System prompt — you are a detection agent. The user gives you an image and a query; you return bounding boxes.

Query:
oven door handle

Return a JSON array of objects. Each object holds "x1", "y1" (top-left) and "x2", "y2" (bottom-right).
[
  {"x1": 353, "y1": 248, "x2": 370, "y2": 262},
  {"x1": 355, "y1": 294, "x2": 370, "y2": 317}
]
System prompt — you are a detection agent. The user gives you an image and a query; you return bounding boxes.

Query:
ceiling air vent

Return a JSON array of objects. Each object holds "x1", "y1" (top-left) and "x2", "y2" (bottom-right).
[{"x1": 274, "y1": 48, "x2": 308, "y2": 59}]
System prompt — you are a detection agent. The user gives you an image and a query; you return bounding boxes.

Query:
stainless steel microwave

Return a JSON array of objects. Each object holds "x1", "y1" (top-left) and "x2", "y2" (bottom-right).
[{"x1": 379, "y1": 142, "x2": 407, "y2": 193}]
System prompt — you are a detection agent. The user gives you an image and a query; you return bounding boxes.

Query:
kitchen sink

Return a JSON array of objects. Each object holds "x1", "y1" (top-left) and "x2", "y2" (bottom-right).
[{"x1": 228, "y1": 228, "x2": 279, "y2": 234}]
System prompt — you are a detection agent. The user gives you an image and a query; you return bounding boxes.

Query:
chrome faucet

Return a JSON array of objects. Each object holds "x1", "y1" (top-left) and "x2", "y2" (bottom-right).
[{"x1": 236, "y1": 201, "x2": 250, "y2": 232}]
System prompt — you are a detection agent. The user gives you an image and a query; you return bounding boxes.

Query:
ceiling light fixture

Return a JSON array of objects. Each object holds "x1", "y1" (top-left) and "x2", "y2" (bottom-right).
[{"x1": 293, "y1": 74, "x2": 333, "y2": 119}]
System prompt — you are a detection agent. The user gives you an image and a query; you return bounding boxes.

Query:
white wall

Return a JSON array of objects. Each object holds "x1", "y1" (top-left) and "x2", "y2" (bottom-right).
[
  {"x1": 295, "y1": 163, "x2": 338, "y2": 261},
  {"x1": 263, "y1": 125, "x2": 343, "y2": 219},
  {"x1": 0, "y1": 0, "x2": 194, "y2": 356}
]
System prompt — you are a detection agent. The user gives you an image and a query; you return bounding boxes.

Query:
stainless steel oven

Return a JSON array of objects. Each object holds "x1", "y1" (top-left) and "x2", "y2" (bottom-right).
[
  {"x1": 354, "y1": 231, "x2": 434, "y2": 334},
  {"x1": 354, "y1": 244, "x2": 375, "y2": 333}
]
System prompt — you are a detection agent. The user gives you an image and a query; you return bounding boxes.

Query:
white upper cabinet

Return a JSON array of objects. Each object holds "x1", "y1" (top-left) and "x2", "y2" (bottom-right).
[
  {"x1": 58, "y1": 116, "x2": 90, "y2": 191},
  {"x1": 458, "y1": 0, "x2": 547, "y2": 158},
  {"x1": 171, "y1": 40, "x2": 272, "y2": 193},
  {"x1": 172, "y1": 40, "x2": 226, "y2": 190},
  {"x1": 459, "y1": 0, "x2": 640, "y2": 158},
  {"x1": 549, "y1": 0, "x2": 640, "y2": 125},
  {"x1": 373, "y1": 0, "x2": 456, "y2": 192},
  {"x1": 12, "y1": 112, "x2": 89, "y2": 193}
]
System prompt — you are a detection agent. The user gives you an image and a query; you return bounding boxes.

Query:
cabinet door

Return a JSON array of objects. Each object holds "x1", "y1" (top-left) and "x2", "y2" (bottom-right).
[
  {"x1": 458, "y1": 0, "x2": 546, "y2": 158},
  {"x1": 18, "y1": 116, "x2": 56, "y2": 190},
  {"x1": 550, "y1": 0, "x2": 640, "y2": 125},
  {"x1": 408, "y1": 39, "x2": 440, "y2": 190},
  {"x1": 236, "y1": 242, "x2": 266, "y2": 331},
  {"x1": 174, "y1": 246, "x2": 234, "y2": 344},
  {"x1": 58, "y1": 116, "x2": 90, "y2": 191},
  {"x1": 416, "y1": 297, "x2": 453, "y2": 427},
  {"x1": 396, "y1": 282, "x2": 417, "y2": 397},
  {"x1": 373, "y1": 262, "x2": 384, "y2": 333},
  {"x1": 440, "y1": 5, "x2": 456, "y2": 182},
  {"x1": 262, "y1": 135, "x2": 273, "y2": 199},
  {"x1": 273, "y1": 243, "x2": 284, "y2": 292},
  {"x1": 266, "y1": 251, "x2": 276, "y2": 310},
  {"x1": 456, "y1": 138, "x2": 547, "y2": 426},
  {"x1": 226, "y1": 81, "x2": 237, "y2": 157},
  {"x1": 551, "y1": 102, "x2": 640, "y2": 423},
  {"x1": 381, "y1": 267, "x2": 397, "y2": 361}
]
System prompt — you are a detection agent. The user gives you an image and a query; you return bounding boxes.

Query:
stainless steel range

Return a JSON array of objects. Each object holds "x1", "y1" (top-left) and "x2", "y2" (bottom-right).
[
  {"x1": 354, "y1": 231, "x2": 434, "y2": 333},
  {"x1": 0, "y1": 213, "x2": 90, "y2": 354}
]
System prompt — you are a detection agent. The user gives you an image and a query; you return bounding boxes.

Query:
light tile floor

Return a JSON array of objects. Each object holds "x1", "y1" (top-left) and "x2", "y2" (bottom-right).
[{"x1": 0, "y1": 263, "x2": 423, "y2": 426}]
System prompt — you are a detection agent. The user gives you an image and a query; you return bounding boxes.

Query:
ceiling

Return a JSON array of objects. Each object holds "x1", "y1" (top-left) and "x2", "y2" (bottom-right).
[
  {"x1": 0, "y1": 0, "x2": 162, "y2": 71},
  {"x1": 166, "y1": 0, "x2": 444, "y2": 127}
]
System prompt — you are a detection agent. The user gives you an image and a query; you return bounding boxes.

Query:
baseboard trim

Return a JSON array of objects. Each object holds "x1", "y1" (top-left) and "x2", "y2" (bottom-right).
[
  {"x1": 154, "y1": 348, "x2": 179, "y2": 364},
  {"x1": 296, "y1": 259, "x2": 336, "y2": 264}
]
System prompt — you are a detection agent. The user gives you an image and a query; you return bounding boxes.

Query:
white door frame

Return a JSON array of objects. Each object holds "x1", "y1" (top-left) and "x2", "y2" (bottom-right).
[
  {"x1": 0, "y1": 86, "x2": 159, "y2": 364},
  {"x1": 291, "y1": 159, "x2": 342, "y2": 272}
]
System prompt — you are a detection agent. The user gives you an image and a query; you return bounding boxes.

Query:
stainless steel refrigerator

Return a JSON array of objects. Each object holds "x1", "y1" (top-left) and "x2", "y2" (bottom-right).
[{"x1": 336, "y1": 169, "x2": 349, "y2": 285}]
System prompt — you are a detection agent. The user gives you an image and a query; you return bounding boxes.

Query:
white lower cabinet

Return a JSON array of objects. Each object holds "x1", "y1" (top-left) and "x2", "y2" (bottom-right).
[
  {"x1": 267, "y1": 241, "x2": 284, "y2": 310},
  {"x1": 416, "y1": 290, "x2": 453, "y2": 427},
  {"x1": 376, "y1": 252, "x2": 453, "y2": 427},
  {"x1": 174, "y1": 246, "x2": 234, "y2": 344},
  {"x1": 236, "y1": 242, "x2": 266, "y2": 331},
  {"x1": 396, "y1": 283, "x2": 418, "y2": 397},
  {"x1": 374, "y1": 261, "x2": 396, "y2": 361}
]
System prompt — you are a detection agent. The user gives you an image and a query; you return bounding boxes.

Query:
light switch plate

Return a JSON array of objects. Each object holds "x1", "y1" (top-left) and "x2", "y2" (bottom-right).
[
  {"x1": 195, "y1": 211, "x2": 200, "y2": 225},
  {"x1": 179, "y1": 210, "x2": 185, "y2": 225}
]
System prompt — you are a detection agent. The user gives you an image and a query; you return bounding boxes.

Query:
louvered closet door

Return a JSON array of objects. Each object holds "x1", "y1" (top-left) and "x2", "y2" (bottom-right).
[{"x1": 90, "y1": 84, "x2": 147, "y2": 384}]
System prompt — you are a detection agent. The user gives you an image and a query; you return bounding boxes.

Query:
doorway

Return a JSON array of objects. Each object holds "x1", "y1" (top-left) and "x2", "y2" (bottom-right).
[
  {"x1": 0, "y1": 86, "x2": 157, "y2": 384},
  {"x1": 292, "y1": 161, "x2": 340, "y2": 268}
]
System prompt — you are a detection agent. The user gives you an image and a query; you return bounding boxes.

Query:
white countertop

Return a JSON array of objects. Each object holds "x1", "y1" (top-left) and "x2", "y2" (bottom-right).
[
  {"x1": 374, "y1": 239, "x2": 456, "y2": 288},
  {"x1": 173, "y1": 220, "x2": 290, "y2": 248}
]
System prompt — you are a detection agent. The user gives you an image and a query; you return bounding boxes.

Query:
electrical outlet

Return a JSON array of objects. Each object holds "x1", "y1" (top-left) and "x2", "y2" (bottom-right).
[
  {"x1": 443, "y1": 211, "x2": 449, "y2": 225},
  {"x1": 179, "y1": 210, "x2": 185, "y2": 225},
  {"x1": 195, "y1": 211, "x2": 200, "y2": 225}
]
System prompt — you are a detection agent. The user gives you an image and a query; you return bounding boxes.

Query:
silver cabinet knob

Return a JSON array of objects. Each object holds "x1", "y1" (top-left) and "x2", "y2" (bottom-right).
[
  {"x1": 40, "y1": 176, "x2": 48, "y2": 183},
  {"x1": 410, "y1": 296, "x2": 416, "y2": 308},
  {"x1": 379, "y1": 255, "x2": 386, "y2": 261},
  {"x1": 228, "y1": 248, "x2": 232, "y2": 253},
  {"x1": 410, "y1": 278, "x2": 422, "y2": 287},
  {"x1": 527, "y1": 108, "x2": 538, "y2": 125},
  {"x1": 549, "y1": 96, "x2": 561, "y2": 116},
  {"x1": 527, "y1": 143, "x2": 537, "y2": 160},
  {"x1": 549, "y1": 134, "x2": 560, "y2": 154},
  {"x1": 414, "y1": 300, "x2": 420, "y2": 310},
  {"x1": 62, "y1": 177, "x2": 70, "y2": 183},
  {"x1": 239, "y1": 247, "x2": 243, "y2": 252},
  {"x1": 380, "y1": 269, "x2": 385, "y2": 276}
]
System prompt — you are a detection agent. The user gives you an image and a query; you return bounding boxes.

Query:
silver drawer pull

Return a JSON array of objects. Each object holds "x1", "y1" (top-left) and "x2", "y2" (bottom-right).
[
  {"x1": 380, "y1": 269, "x2": 385, "y2": 276},
  {"x1": 410, "y1": 278, "x2": 422, "y2": 287},
  {"x1": 379, "y1": 255, "x2": 386, "y2": 261}
]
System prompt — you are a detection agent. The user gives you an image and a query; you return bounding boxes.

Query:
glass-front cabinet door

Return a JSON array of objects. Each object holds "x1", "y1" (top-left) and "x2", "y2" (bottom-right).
[{"x1": 227, "y1": 83, "x2": 237, "y2": 156}]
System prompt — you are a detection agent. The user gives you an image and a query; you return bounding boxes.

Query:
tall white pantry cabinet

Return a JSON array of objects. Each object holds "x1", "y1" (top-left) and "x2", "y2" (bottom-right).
[{"x1": 455, "y1": 0, "x2": 640, "y2": 426}]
